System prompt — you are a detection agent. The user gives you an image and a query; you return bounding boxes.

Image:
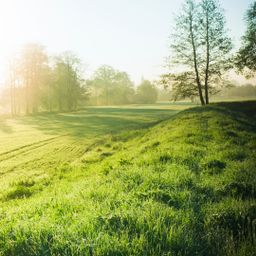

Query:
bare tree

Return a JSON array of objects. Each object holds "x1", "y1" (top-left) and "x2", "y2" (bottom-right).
[
  {"x1": 168, "y1": 0, "x2": 232, "y2": 105},
  {"x1": 201, "y1": 0, "x2": 232, "y2": 104}
]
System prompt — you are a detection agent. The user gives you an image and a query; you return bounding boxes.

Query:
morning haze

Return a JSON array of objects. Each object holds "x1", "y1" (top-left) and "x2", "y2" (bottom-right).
[
  {"x1": 0, "y1": 1, "x2": 255, "y2": 255},
  {"x1": 0, "y1": 0, "x2": 253, "y2": 83}
]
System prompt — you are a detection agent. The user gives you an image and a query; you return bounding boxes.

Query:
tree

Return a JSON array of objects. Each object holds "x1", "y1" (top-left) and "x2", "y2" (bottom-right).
[
  {"x1": 19, "y1": 44, "x2": 49, "y2": 113},
  {"x1": 53, "y1": 52, "x2": 84, "y2": 111},
  {"x1": 6, "y1": 59, "x2": 19, "y2": 116},
  {"x1": 169, "y1": 0, "x2": 232, "y2": 105},
  {"x1": 90, "y1": 65, "x2": 116, "y2": 105},
  {"x1": 89, "y1": 65, "x2": 135, "y2": 105},
  {"x1": 201, "y1": 0, "x2": 233, "y2": 103},
  {"x1": 112, "y1": 71, "x2": 135, "y2": 104},
  {"x1": 135, "y1": 80, "x2": 158, "y2": 104},
  {"x1": 236, "y1": 2, "x2": 256, "y2": 76},
  {"x1": 4, "y1": 46, "x2": 89, "y2": 114},
  {"x1": 5, "y1": 44, "x2": 49, "y2": 114},
  {"x1": 40, "y1": 66, "x2": 56, "y2": 112},
  {"x1": 159, "y1": 73, "x2": 199, "y2": 102}
]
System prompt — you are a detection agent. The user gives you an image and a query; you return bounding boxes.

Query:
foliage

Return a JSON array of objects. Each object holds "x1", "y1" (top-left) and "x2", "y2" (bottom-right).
[
  {"x1": 216, "y1": 84, "x2": 256, "y2": 100},
  {"x1": 236, "y1": 1, "x2": 256, "y2": 76},
  {"x1": 135, "y1": 80, "x2": 158, "y2": 104},
  {"x1": 87, "y1": 65, "x2": 135, "y2": 105},
  {"x1": 4, "y1": 50, "x2": 164, "y2": 113},
  {"x1": 160, "y1": 72, "x2": 199, "y2": 102},
  {"x1": 7, "y1": 44, "x2": 49, "y2": 115},
  {"x1": 5, "y1": 45, "x2": 87, "y2": 114},
  {"x1": 52, "y1": 52, "x2": 86, "y2": 111}
]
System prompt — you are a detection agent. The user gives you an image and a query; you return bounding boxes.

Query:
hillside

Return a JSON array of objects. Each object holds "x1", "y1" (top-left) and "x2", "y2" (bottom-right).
[{"x1": 0, "y1": 102, "x2": 255, "y2": 255}]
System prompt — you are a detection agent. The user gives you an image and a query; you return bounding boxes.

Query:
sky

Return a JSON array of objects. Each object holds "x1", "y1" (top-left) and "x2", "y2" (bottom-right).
[{"x1": 0, "y1": 0, "x2": 254, "y2": 85}]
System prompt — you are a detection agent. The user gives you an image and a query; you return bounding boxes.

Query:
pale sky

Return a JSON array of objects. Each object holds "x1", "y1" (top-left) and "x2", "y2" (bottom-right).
[{"x1": 0, "y1": 0, "x2": 254, "y2": 85}]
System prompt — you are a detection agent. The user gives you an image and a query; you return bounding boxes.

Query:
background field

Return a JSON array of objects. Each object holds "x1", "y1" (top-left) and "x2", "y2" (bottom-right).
[
  {"x1": 0, "y1": 101, "x2": 255, "y2": 255},
  {"x1": 0, "y1": 103, "x2": 192, "y2": 193}
]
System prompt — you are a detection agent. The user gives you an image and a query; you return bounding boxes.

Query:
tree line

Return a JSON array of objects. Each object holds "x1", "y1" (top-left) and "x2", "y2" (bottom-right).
[
  {"x1": 216, "y1": 83, "x2": 256, "y2": 99},
  {"x1": 1, "y1": 0, "x2": 255, "y2": 113},
  {"x1": 161, "y1": 0, "x2": 256, "y2": 105},
  {"x1": 1, "y1": 46, "x2": 158, "y2": 115},
  {"x1": 86, "y1": 66, "x2": 158, "y2": 106},
  {"x1": 4, "y1": 45, "x2": 86, "y2": 115}
]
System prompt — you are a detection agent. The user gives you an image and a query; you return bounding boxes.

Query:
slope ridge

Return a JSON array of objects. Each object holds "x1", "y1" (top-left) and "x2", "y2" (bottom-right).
[{"x1": 0, "y1": 101, "x2": 255, "y2": 256}]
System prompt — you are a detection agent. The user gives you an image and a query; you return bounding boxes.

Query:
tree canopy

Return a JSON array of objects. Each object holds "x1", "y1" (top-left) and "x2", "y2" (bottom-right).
[
  {"x1": 236, "y1": 1, "x2": 256, "y2": 76},
  {"x1": 135, "y1": 80, "x2": 158, "y2": 104},
  {"x1": 5, "y1": 45, "x2": 87, "y2": 115},
  {"x1": 88, "y1": 65, "x2": 134, "y2": 105}
]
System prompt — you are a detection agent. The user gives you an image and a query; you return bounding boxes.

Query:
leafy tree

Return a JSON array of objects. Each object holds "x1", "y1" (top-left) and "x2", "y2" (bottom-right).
[
  {"x1": 19, "y1": 44, "x2": 49, "y2": 113},
  {"x1": 40, "y1": 67, "x2": 57, "y2": 112},
  {"x1": 157, "y1": 86, "x2": 173, "y2": 101},
  {"x1": 4, "y1": 47, "x2": 88, "y2": 114},
  {"x1": 6, "y1": 58, "x2": 19, "y2": 116},
  {"x1": 236, "y1": 2, "x2": 256, "y2": 76},
  {"x1": 218, "y1": 83, "x2": 256, "y2": 98},
  {"x1": 169, "y1": 0, "x2": 232, "y2": 105},
  {"x1": 5, "y1": 44, "x2": 49, "y2": 114},
  {"x1": 53, "y1": 52, "x2": 84, "y2": 111},
  {"x1": 89, "y1": 65, "x2": 134, "y2": 105},
  {"x1": 89, "y1": 65, "x2": 116, "y2": 105},
  {"x1": 159, "y1": 73, "x2": 199, "y2": 102},
  {"x1": 135, "y1": 80, "x2": 158, "y2": 104},
  {"x1": 112, "y1": 71, "x2": 135, "y2": 104}
]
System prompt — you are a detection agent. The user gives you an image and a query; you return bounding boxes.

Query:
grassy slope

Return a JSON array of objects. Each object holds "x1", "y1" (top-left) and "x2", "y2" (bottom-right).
[
  {"x1": 0, "y1": 102, "x2": 255, "y2": 255},
  {"x1": 0, "y1": 106, "x2": 179, "y2": 194}
]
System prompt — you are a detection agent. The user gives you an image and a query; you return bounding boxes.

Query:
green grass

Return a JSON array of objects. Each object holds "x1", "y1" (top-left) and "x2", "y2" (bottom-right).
[
  {"x1": 0, "y1": 105, "x2": 182, "y2": 192},
  {"x1": 0, "y1": 102, "x2": 255, "y2": 255}
]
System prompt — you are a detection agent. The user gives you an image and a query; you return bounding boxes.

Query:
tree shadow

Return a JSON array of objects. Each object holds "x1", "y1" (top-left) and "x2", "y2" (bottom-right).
[
  {"x1": 182, "y1": 101, "x2": 256, "y2": 133},
  {"x1": 18, "y1": 107, "x2": 179, "y2": 137},
  {"x1": 0, "y1": 120, "x2": 13, "y2": 133}
]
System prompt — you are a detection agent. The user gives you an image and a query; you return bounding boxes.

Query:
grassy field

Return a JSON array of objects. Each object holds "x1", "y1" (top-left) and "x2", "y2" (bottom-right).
[
  {"x1": 0, "y1": 104, "x2": 185, "y2": 193},
  {"x1": 0, "y1": 102, "x2": 255, "y2": 255}
]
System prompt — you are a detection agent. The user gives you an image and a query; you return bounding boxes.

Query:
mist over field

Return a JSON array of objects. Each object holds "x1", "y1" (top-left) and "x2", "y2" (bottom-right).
[{"x1": 0, "y1": 0, "x2": 255, "y2": 255}]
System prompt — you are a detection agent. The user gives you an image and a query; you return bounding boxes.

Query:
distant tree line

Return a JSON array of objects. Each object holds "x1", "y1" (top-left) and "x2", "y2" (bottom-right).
[
  {"x1": 2, "y1": 0, "x2": 255, "y2": 113},
  {"x1": 86, "y1": 66, "x2": 157, "y2": 105},
  {"x1": 216, "y1": 83, "x2": 256, "y2": 99},
  {"x1": 1, "y1": 47, "x2": 158, "y2": 115}
]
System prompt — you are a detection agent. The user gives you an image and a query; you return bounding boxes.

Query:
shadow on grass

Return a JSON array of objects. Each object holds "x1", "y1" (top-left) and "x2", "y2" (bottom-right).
[
  {"x1": 181, "y1": 101, "x2": 256, "y2": 132},
  {"x1": 0, "y1": 120, "x2": 13, "y2": 133},
  {"x1": 18, "y1": 107, "x2": 180, "y2": 137}
]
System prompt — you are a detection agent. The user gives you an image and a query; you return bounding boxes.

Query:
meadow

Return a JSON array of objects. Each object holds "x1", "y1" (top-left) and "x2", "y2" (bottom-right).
[{"x1": 0, "y1": 101, "x2": 255, "y2": 255}]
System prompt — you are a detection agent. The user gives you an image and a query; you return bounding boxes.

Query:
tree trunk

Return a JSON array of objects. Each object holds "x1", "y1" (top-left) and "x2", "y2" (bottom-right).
[
  {"x1": 26, "y1": 81, "x2": 29, "y2": 114},
  {"x1": 189, "y1": 13, "x2": 205, "y2": 105},
  {"x1": 10, "y1": 84, "x2": 14, "y2": 117},
  {"x1": 58, "y1": 95, "x2": 62, "y2": 111},
  {"x1": 204, "y1": 9, "x2": 210, "y2": 104}
]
